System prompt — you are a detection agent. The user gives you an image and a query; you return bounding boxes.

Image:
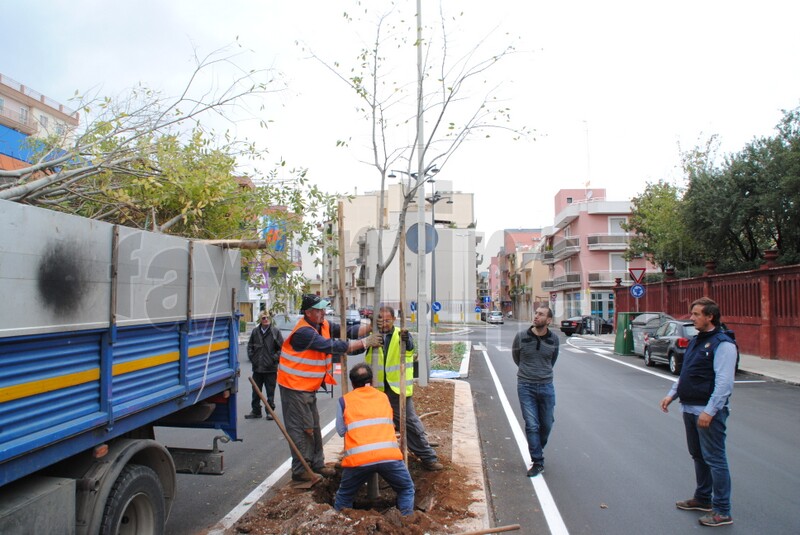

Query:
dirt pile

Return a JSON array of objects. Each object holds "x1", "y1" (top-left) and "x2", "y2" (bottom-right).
[{"x1": 230, "y1": 381, "x2": 480, "y2": 534}]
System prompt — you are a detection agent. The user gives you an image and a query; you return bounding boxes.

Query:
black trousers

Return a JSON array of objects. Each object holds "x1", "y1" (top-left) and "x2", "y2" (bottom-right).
[{"x1": 251, "y1": 371, "x2": 277, "y2": 413}]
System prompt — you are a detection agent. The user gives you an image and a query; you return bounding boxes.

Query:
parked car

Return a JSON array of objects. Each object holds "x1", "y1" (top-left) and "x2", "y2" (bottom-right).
[
  {"x1": 324, "y1": 306, "x2": 335, "y2": 316},
  {"x1": 487, "y1": 311, "x2": 504, "y2": 324},
  {"x1": 560, "y1": 315, "x2": 613, "y2": 336},
  {"x1": 630, "y1": 312, "x2": 674, "y2": 356},
  {"x1": 345, "y1": 309, "x2": 362, "y2": 326},
  {"x1": 359, "y1": 305, "x2": 374, "y2": 319},
  {"x1": 644, "y1": 320, "x2": 741, "y2": 375}
]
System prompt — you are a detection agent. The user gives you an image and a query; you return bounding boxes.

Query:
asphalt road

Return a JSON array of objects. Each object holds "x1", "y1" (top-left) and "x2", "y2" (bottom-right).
[
  {"x1": 158, "y1": 321, "x2": 800, "y2": 534},
  {"x1": 469, "y1": 320, "x2": 800, "y2": 534}
]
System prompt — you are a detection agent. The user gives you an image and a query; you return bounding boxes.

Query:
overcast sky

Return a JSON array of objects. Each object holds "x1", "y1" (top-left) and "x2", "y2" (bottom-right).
[{"x1": 4, "y1": 0, "x2": 799, "y2": 265}]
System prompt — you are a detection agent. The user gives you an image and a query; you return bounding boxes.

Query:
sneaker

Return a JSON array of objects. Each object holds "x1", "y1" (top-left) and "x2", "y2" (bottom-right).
[
  {"x1": 676, "y1": 498, "x2": 712, "y2": 512},
  {"x1": 526, "y1": 464, "x2": 544, "y2": 477},
  {"x1": 422, "y1": 461, "x2": 444, "y2": 471},
  {"x1": 244, "y1": 412, "x2": 262, "y2": 419},
  {"x1": 699, "y1": 512, "x2": 733, "y2": 527},
  {"x1": 265, "y1": 413, "x2": 274, "y2": 420}
]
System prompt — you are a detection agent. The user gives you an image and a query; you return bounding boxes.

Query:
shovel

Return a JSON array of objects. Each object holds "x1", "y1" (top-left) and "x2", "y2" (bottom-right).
[{"x1": 248, "y1": 376, "x2": 322, "y2": 489}]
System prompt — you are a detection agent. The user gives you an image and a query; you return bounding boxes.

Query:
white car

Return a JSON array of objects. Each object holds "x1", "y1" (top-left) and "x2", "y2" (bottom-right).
[{"x1": 487, "y1": 311, "x2": 504, "y2": 324}]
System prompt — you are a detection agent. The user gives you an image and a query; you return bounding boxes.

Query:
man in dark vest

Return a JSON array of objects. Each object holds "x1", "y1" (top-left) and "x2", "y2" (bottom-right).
[{"x1": 660, "y1": 297, "x2": 736, "y2": 528}]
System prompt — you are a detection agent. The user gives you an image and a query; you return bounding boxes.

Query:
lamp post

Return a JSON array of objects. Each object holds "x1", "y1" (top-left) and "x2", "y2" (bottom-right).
[{"x1": 425, "y1": 179, "x2": 452, "y2": 328}]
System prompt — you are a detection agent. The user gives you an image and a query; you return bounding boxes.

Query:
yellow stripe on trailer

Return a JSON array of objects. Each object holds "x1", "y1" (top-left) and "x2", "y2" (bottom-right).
[
  {"x1": 188, "y1": 340, "x2": 229, "y2": 358},
  {"x1": 0, "y1": 340, "x2": 231, "y2": 403},
  {"x1": 0, "y1": 368, "x2": 100, "y2": 403}
]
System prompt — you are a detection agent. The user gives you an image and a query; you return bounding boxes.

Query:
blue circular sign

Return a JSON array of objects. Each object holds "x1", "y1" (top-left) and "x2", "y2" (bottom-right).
[
  {"x1": 409, "y1": 301, "x2": 417, "y2": 312},
  {"x1": 432, "y1": 301, "x2": 442, "y2": 312},
  {"x1": 630, "y1": 284, "x2": 645, "y2": 299},
  {"x1": 474, "y1": 306, "x2": 481, "y2": 313}
]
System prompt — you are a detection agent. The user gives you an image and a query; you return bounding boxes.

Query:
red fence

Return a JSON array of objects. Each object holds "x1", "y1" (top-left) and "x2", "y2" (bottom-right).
[{"x1": 614, "y1": 264, "x2": 800, "y2": 362}]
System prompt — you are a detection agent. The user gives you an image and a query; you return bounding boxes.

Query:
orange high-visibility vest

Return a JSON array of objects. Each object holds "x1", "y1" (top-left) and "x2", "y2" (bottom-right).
[
  {"x1": 277, "y1": 317, "x2": 337, "y2": 392},
  {"x1": 341, "y1": 386, "x2": 402, "y2": 467}
]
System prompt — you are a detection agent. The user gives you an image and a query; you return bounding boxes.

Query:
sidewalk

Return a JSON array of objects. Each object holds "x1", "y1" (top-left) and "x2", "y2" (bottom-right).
[{"x1": 592, "y1": 334, "x2": 800, "y2": 386}]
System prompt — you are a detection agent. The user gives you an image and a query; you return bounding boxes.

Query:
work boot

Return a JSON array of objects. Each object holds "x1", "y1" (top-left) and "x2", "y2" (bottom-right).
[
  {"x1": 422, "y1": 461, "x2": 444, "y2": 471},
  {"x1": 244, "y1": 411, "x2": 262, "y2": 419}
]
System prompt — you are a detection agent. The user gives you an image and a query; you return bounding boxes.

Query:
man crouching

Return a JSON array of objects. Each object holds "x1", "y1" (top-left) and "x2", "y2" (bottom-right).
[{"x1": 334, "y1": 363, "x2": 415, "y2": 516}]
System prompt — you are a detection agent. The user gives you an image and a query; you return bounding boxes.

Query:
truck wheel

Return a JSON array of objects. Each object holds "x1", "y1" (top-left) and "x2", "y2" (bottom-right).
[{"x1": 100, "y1": 464, "x2": 165, "y2": 535}]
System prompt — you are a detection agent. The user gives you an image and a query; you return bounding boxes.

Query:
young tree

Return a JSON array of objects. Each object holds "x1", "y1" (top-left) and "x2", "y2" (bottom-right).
[{"x1": 305, "y1": 2, "x2": 530, "y2": 319}]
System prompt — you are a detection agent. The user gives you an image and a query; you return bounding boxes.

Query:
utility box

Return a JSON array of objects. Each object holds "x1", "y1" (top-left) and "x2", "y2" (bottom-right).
[{"x1": 614, "y1": 312, "x2": 635, "y2": 355}]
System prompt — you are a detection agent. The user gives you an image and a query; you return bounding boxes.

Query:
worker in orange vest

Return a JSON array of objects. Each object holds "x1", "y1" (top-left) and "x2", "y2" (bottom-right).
[
  {"x1": 334, "y1": 362, "x2": 415, "y2": 516},
  {"x1": 278, "y1": 294, "x2": 381, "y2": 482}
]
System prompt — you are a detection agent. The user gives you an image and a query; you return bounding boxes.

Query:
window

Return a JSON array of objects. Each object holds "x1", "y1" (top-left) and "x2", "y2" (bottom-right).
[
  {"x1": 609, "y1": 217, "x2": 626, "y2": 234},
  {"x1": 39, "y1": 115, "x2": 48, "y2": 128},
  {"x1": 55, "y1": 123, "x2": 65, "y2": 136},
  {"x1": 19, "y1": 107, "x2": 28, "y2": 124},
  {"x1": 0, "y1": 97, "x2": 4, "y2": 113},
  {"x1": 566, "y1": 197, "x2": 573, "y2": 204},
  {"x1": 565, "y1": 291, "x2": 581, "y2": 317}
]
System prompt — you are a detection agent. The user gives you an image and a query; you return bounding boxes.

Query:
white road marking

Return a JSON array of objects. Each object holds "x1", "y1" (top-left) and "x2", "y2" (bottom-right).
[
  {"x1": 495, "y1": 345, "x2": 512, "y2": 352},
  {"x1": 481, "y1": 349, "x2": 569, "y2": 535},
  {"x1": 208, "y1": 419, "x2": 337, "y2": 534}
]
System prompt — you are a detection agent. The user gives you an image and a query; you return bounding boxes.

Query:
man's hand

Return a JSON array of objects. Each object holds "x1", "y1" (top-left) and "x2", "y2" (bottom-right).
[
  {"x1": 363, "y1": 333, "x2": 382, "y2": 348},
  {"x1": 399, "y1": 329, "x2": 409, "y2": 343},
  {"x1": 697, "y1": 412, "x2": 713, "y2": 428},
  {"x1": 660, "y1": 396, "x2": 673, "y2": 413}
]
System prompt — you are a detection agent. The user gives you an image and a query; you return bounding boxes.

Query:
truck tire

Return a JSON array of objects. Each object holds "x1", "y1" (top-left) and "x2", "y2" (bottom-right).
[{"x1": 100, "y1": 464, "x2": 165, "y2": 535}]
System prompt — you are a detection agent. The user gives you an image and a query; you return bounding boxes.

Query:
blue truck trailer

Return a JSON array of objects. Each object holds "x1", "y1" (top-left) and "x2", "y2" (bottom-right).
[{"x1": 0, "y1": 200, "x2": 241, "y2": 534}]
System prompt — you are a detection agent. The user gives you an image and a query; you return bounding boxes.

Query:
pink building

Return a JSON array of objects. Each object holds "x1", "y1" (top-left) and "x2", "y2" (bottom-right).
[
  {"x1": 542, "y1": 188, "x2": 656, "y2": 322},
  {"x1": 488, "y1": 256, "x2": 501, "y2": 311}
]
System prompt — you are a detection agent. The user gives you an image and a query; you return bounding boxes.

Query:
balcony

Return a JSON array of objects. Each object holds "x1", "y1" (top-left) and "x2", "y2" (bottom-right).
[
  {"x1": 587, "y1": 234, "x2": 630, "y2": 251},
  {"x1": 588, "y1": 270, "x2": 630, "y2": 287},
  {"x1": 541, "y1": 272, "x2": 582, "y2": 291},
  {"x1": 550, "y1": 236, "x2": 580, "y2": 262},
  {"x1": 0, "y1": 107, "x2": 38, "y2": 135}
]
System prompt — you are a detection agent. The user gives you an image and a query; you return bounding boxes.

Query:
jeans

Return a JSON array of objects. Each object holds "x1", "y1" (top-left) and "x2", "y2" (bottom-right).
[
  {"x1": 334, "y1": 460, "x2": 415, "y2": 515},
  {"x1": 682, "y1": 407, "x2": 732, "y2": 516},
  {"x1": 517, "y1": 381, "x2": 555, "y2": 466}
]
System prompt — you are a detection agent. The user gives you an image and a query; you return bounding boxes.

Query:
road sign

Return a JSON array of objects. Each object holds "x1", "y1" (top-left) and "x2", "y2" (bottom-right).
[
  {"x1": 482, "y1": 296, "x2": 491, "y2": 303},
  {"x1": 630, "y1": 284, "x2": 645, "y2": 299},
  {"x1": 432, "y1": 301, "x2": 442, "y2": 312},
  {"x1": 474, "y1": 306, "x2": 481, "y2": 313},
  {"x1": 409, "y1": 301, "x2": 417, "y2": 312},
  {"x1": 405, "y1": 223, "x2": 438, "y2": 255},
  {"x1": 629, "y1": 267, "x2": 646, "y2": 284}
]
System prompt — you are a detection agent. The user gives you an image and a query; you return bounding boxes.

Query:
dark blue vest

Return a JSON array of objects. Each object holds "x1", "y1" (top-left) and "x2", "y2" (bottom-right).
[{"x1": 676, "y1": 328, "x2": 733, "y2": 406}]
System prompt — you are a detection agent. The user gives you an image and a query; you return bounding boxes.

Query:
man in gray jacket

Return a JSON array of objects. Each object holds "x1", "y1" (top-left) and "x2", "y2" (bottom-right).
[
  {"x1": 246, "y1": 311, "x2": 284, "y2": 420},
  {"x1": 512, "y1": 306, "x2": 559, "y2": 477}
]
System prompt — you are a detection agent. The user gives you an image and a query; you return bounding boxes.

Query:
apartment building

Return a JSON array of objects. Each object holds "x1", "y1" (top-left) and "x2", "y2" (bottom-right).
[
  {"x1": 541, "y1": 188, "x2": 656, "y2": 322},
  {"x1": 325, "y1": 179, "x2": 481, "y2": 322},
  {"x1": 0, "y1": 73, "x2": 79, "y2": 170}
]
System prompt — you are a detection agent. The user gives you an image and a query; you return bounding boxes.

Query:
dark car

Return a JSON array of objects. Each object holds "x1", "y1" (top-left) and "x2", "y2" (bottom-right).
[
  {"x1": 644, "y1": 321, "x2": 740, "y2": 375},
  {"x1": 560, "y1": 315, "x2": 613, "y2": 336}
]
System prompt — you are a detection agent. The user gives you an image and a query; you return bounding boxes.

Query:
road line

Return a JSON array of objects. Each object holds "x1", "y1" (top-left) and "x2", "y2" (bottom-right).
[
  {"x1": 495, "y1": 345, "x2": 511, "y2": 352},
  {"x1": 481, "y1": 349, "x2": 569, "y2": 535},
  {"x1": 209, "y1": 419, "x2": 337, "y2": 534}
]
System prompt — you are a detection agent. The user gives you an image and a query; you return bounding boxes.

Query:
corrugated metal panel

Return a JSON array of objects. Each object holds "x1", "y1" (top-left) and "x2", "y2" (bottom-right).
[{"x1": 0, "y1": 317, "x2": 237, "y2": 486}]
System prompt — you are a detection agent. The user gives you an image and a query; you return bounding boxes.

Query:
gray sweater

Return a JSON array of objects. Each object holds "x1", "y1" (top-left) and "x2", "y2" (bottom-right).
[{"x1": 512, "y1": 327, "x2": 559, "y2": 384}]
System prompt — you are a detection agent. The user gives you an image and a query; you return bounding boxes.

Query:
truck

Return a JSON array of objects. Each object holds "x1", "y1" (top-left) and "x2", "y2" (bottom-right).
[{"x1": 0, "y1": 200, "x2": 241, "y2": 534}]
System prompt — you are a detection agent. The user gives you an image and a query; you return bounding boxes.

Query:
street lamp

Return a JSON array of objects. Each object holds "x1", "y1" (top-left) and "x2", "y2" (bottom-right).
[{"x1": 426, "y1": 179, "x2": 452, "y2": 328}]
